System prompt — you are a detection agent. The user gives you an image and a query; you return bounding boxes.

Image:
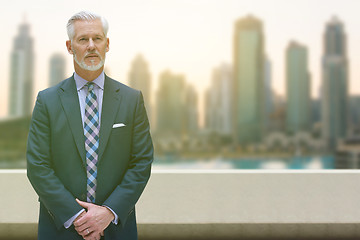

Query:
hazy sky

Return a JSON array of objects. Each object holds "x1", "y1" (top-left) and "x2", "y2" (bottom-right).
[{"x1": 1, "y1": 0, "x2": 360, "y2": 117}]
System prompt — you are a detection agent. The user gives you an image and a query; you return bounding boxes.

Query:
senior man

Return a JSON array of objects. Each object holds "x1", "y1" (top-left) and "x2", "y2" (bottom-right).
[{"x1": 27, "y1": 11, "x2": 153, "y2": 240}]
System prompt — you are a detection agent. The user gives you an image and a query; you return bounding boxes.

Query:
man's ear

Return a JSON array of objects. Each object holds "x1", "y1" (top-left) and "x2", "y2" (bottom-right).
[
  {"x1": 106, "y1": 38, "x2": 110, "y2": 52},
  {"x1": 66, "y1": 40, "x2": 73, "y2": 54}
]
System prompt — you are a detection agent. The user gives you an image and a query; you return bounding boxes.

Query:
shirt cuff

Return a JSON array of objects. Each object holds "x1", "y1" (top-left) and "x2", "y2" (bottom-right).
[
  {"x1": 103, "y1": 205, "x2": 119, "y2": 225},
  {"x1": 64, "y1": 209, "x2": 85, "y2": 229}
]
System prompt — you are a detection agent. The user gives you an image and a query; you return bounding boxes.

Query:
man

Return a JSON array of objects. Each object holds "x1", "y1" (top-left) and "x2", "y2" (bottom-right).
[{"x1": 27, "y1": 11, "x2": 153, "y2": 240}]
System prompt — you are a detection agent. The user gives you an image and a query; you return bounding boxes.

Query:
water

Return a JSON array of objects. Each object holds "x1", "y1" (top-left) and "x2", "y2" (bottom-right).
[
  {"x1": 153, "y1": 156, "x2": 335, "y2": 170},
  {"x1": 0, "y1": 156, "x2": 335, "y2": 170}
]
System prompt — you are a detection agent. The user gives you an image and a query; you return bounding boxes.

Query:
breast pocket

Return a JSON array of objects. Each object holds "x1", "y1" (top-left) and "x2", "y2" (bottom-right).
[
  {"x1": 109, "y1": 123, "x2": 133, "y2": 152},
  {"x1": 111, "y1": 124, "x2": 132, "y2": 136}
]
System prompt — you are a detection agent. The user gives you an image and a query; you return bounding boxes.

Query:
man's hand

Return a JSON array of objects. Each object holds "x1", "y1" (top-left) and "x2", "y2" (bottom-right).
[
  {"x1": 74, "y1": 210, "x2": 87, "y2": 222},
  {"x1": 74, "y1": 199, "x2": 115, "y2": 240}
]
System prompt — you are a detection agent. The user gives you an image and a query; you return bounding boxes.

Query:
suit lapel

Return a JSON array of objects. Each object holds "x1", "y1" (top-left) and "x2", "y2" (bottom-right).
[
  {"x1": 98, "y1": 75, "x2": 121, "y2": 162},
  {"x1": 58, "y1": 76, "x2": 86, "y2": 164}
]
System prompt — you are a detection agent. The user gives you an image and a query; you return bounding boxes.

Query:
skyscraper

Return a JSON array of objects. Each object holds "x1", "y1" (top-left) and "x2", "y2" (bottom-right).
[
  {"x1": 348, "y1": 95, "x2": 360, "y2": 136},
  {"x1": 156, "y1": 70, "x2": 186, "y2": 136},
  {"x1": 184, "y1": 84, "x2": 199, "y2": 134},
  {"x1": 263, "y1": 56, "x2": 274, "y2": 133},
  {"x1": 49, "y1": 53, "x2": 66, "y2": 87},
  {"x1": 8, "y1": 19, "x2": 34, "y2": 117},
  {"x1": 205, "y1": 63, "x2": 233, "y2": 135},
  {"x1": 128, "y1": 54, "x2": 152, "y2": 120},
  {"x1": 286, "y1": 41, "x2": 311, "y2": 134},
  {"x1": 233, "y1": 15, "x2": 265, "y2": 144},
  {"x1": 321, "y1": 16, "x2": 348, "y2": 149}
]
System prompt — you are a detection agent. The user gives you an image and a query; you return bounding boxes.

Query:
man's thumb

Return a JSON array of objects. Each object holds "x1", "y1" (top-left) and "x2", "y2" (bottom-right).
[{"x1": 76, "y1": 198, "x2": 90, "y2": 209}]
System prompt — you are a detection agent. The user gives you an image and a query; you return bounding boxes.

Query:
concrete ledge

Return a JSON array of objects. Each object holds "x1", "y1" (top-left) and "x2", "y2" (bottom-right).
[
  {"x1": 0, "y1": 224, "x2": 37, "y2": 240},
  {"x1": 138, "y1": 223, "x2": 360, "y2": 240},
  {"x1": 2, "y1": 223, "x2": 360, "y2": 240},
  {"x1": 2, "y1": 169, "x2": 360, "y2": 239}
]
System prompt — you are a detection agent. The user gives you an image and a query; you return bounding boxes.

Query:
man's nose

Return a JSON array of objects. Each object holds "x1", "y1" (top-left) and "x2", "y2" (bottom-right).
[{"x1": 87, "y1": 38, "x2": 95, "y2": 50}]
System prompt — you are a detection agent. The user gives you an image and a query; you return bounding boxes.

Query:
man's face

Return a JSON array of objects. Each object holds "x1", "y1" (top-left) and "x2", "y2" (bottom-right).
[{"x1": 66, "y1": 19, "x2": 109, "y2": 71}]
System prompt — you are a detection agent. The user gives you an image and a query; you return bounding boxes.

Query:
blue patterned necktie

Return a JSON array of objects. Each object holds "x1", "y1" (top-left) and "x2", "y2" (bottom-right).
[{"x1": 84, "y1": 82, "x2": 99, "y2": 203}]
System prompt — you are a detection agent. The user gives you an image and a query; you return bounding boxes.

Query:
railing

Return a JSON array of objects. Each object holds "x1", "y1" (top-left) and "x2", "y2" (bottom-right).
[{"x1": 1, "y1": 169, "x2": 360, "y2": 239}]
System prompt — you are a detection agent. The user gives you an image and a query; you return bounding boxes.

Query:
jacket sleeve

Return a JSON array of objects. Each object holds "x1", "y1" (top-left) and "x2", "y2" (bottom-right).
[
  {"x1": 102, "y1": 91, "x2": 154, "y2": 227},
  {"x1": 26, "y1": 92, "x2": 83, "y2": 229}
]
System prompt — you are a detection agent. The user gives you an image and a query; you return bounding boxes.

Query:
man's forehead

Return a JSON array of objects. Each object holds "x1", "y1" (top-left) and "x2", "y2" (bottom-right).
[{"x1": 73, "y1": 19, "x2": 104, "y2": 33}]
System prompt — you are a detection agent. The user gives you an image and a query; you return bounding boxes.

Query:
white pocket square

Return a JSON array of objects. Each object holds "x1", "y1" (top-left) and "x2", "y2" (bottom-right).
[{"x1": 112, "y1": 123, "x2": 126, "y2": 128}]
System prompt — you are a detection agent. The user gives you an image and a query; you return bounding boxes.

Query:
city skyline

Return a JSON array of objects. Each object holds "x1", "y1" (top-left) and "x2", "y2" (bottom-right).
[{"x1": 1, "y1": 0, "x2": 360, "y2": 119}]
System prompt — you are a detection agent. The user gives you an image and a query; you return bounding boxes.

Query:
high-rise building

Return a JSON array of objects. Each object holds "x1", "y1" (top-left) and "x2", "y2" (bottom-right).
[
  {"x1": 348, "y1": 95, "x2": 360, "y2": 136},
  {"x1": 268, "y1": 93, "x2": 286, "y2": 132},
  {"x1": 263, "y1": 56, "x2": 274, "y2": 133},
  {"x1": 128, "y1": 54, "x2": 152, "y2": 120},
  {"x1": 321, "y1": 16, "x2": 348, "y2": 149},
  {"x1": 233, "y1": 15, "x2": 265, "y2": 144},
  {"x1": 286, "y1": 41, "x2": 311, "y2": 134},
  {"x1": 49, "y1": 53, "x2": 66, "y2": 87},
  {"x1": 8, "y1": 19, "x2": 34, "y2": 117},
  {"x1": 205, "y1": 63, "x2": 233, "y2": 135},
  {"x1": 311, "y1": 98, "x2": 321, "y2": 127},
  {"x1": 156, "y1": 70, "x2": 186, "y2": 136},
  {"x1": 184, "y1": 84, "x2": 199, "y2": 134}
]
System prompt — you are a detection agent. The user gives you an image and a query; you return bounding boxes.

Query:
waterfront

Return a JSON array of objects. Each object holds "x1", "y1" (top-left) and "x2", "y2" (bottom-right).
[
  {"x1": 153, "y1": 156, "x2": 334, "y2": 170},
  {"x1": 0, "y1": 156, "x2": 334, "y2": 170}
]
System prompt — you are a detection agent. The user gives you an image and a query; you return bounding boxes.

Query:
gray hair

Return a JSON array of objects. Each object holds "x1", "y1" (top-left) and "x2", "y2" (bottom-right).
[{"x1": 66, "y1": 11, "x2": 109, "y2": 40}]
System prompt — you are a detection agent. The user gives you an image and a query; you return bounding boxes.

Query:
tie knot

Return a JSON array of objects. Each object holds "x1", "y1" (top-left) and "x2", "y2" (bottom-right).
[{"x1": 87, "y1": 82, "x2": 95, "y2": 92}]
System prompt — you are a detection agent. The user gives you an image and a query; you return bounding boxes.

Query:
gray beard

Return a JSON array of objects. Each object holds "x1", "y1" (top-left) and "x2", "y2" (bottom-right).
[{"x1": 74, "y1": 52, "x2": 105, "y2": 71}]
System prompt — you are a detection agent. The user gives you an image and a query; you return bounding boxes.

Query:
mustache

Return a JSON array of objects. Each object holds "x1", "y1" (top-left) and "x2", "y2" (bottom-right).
[{"x1": 85, "y1": 51, "x2": 101, "y2": 58}]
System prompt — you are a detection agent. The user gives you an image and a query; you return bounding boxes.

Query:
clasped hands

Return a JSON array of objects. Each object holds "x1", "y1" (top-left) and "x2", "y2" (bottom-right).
[{"x1": 73, "y1": 199, "x2": 115, "y2": 240}]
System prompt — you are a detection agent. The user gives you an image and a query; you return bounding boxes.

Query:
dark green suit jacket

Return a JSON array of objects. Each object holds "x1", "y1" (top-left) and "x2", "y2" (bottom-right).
[{"x1": 27, "y1": 75, "x2": 153, "y2": 240}]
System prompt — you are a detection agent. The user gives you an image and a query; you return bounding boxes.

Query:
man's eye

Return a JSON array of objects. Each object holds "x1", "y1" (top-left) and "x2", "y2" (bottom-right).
[{"x1": 79, "y1": 38, "x2": 87, "y2": 42}]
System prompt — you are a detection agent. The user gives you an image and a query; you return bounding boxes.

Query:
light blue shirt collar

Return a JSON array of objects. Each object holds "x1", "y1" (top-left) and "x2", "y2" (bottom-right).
[{"x1": 74, "y1": 71, "x2": 105, "y2": 91}]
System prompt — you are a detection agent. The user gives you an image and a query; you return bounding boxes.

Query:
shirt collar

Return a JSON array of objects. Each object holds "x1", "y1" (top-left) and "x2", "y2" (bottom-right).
[{"x1": 74, "y1": 71, "x2": 105, "y2": 91}]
